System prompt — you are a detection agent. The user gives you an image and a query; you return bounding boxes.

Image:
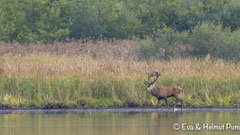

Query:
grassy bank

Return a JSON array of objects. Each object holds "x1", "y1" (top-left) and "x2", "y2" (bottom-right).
[{"x1": 0, "y1": 54, "x2": 240, "y2": 108}]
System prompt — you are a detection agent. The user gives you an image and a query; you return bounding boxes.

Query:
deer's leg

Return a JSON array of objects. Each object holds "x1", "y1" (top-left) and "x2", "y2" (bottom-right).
[
  {"x1": 173, "y1": 95, "x2": 184, "y2": 109},
  {"x1": 157, "y1": 98, "x2": 163, "y2": 107},
  {"x1": 157, "y1": 98, "x2": 160, "y2": 107},
  {"x1": 164, "y1": 98, "x2": 169, "y2": 110},
  {"x1": 173, "y1": 97, "x2": 179, "y2": 108},
  {"x1": 179, "y1": 99, "x2": 183, "y2": 109}
]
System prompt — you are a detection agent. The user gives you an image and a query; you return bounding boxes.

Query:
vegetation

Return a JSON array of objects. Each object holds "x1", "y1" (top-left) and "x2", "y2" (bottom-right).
[
  {"x1": 0, "y1": 41, "x2": 239, "y2": 108},
  {"x1": 0, "y1": 0, "x2": 240, "y2": 42},
  {"x1": 140, "y1": 23, "x2": 240, "y2": 60},
  {"x1": 1, "y1": 0, "x2": 240, "y2": 60}
]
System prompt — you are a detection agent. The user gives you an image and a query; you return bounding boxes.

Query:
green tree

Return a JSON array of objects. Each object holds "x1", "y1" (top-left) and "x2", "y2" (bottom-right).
[
  {"x1": 70, "y1": 0, "x2": 141, "y2": 40},
  {"x1": 189, "y1": 23, "x2": 224, "y2": 57},
  {"x1": 0, "y1": 0, "x2": 25, "y2": 42},
  {"x1": 0, "y1": 0, "x2": 71, "y2": 43},
  {"x1": 35, "y1": 0, "x2": 71, "y2": 43},
  {"x1": 221, "y1": 0, "x2": 240, "y2": 30},
  {"x1": 70, "y1": 0, "x2": 102, "y2": 40}
]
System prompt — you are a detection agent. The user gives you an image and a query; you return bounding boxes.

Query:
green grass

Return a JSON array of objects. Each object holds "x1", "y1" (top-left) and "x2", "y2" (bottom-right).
[
  {"x1": 0, "y1": 74, "x2": 239, "y2": 108},
  {"x1": 0, "y1": 54, "x2": 239, "y2": 108}
]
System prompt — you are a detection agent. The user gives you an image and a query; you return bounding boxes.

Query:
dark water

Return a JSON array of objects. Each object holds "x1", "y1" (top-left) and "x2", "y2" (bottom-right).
[{"x1": 0, "y1": 111, "x2": 240, "y2": 135}]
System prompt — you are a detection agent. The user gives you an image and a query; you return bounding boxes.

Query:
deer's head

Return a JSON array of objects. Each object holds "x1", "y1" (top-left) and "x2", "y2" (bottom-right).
[{"x1": 144, "y1": 71, "x2": 161, "y2": 92}]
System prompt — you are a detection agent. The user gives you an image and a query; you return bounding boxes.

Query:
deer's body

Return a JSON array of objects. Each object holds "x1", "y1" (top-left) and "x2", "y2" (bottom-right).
[
  {"x1": 147, "y1": 85, "x2": 182, "y2": 99},
  {"x1": 144, "y1": 71, "x2": 183, "y2": 109}
]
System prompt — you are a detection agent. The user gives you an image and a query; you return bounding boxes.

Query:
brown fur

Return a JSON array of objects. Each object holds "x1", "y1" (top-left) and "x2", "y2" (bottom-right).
[{"x1": 150, "y1": 86, "x2": 182, "y2": 99}]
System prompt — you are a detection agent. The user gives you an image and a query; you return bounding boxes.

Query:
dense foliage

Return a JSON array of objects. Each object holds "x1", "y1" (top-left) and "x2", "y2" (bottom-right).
[
  {"x1": 0, "y1": 0, "x2": 239, "y2": 42},
  {"x1": 140, "y1": 23, "x2": 240, "y2": 60},
  {"x1": 1, "y1": 0, "x2": 240, "y2": 59}
]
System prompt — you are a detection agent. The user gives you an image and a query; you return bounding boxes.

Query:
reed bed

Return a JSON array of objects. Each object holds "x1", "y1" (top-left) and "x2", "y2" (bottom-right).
[
  {"x1": 0, "y1": 54, "x2": 240, "y2": 108},
  {"x1": 0, "y1": 40, "x2": 139, "y2": 59},
  {"x1": 0, "y1": 40, "x2": 239, "y2": 108}
]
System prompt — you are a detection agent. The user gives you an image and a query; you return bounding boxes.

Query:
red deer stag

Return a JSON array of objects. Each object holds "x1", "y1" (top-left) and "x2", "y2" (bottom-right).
[{"x1": 144, "y1": 71, "x2": 183, "y2": 109}]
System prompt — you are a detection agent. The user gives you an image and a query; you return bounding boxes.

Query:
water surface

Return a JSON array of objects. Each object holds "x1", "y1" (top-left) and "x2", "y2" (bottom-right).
[{"x1": 0, "y1": 111, "x2": 240, "y2": 135}]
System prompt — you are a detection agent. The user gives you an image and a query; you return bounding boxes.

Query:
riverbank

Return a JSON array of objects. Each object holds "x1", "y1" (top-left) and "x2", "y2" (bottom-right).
[
  {"x1": 0, "y1": 41, "x2": 240, "y2": 108},
  {"x1": 1, "y1": 107, "x2": 240, "y2": 114}
]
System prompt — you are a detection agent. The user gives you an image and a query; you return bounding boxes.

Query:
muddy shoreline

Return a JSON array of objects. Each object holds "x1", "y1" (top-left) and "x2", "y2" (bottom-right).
[{"x1": 1, "y1": 107, "x2": 240, "y2": 114}]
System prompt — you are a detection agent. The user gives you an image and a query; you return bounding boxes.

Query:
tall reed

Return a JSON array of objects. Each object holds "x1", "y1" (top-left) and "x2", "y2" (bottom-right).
[{"x1": 0, "y1": 54, "x2": 239, "y2": 108}]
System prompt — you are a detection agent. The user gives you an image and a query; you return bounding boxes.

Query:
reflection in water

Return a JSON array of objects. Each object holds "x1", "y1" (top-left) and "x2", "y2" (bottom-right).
[{"x1": 0, "y1": 112, "x2": 239, "y2": 135}]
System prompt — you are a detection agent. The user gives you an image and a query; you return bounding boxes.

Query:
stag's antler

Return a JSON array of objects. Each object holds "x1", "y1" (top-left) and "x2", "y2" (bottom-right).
[
  {"x1": 150, "y1": 71, "x2": 161, "y2": 84},
  {"x1": 145, "y1": 71, "x2": 161, "y2": 85},
  {"x1": 144, "y1": 73, "x2": 151, "y2": 85}
]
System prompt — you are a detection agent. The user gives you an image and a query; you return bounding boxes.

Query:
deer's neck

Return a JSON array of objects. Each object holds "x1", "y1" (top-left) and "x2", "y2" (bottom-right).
[{"x1": 147, "y1": 83, "x2": 155, "y2": 92}]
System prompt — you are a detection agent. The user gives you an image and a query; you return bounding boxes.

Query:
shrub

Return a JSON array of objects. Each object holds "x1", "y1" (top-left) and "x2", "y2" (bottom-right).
[
  {"x1": 189, "y1": 23, "x2": 225, "y2": 57},
  {"x1": 139, "y1": 27, "x2": 189, "y2": 59},
  {"x1": 189, "y1": 23, "x2": 240, "y2": 60},
  {"x1": 140, "y1": 23, "x2": 240, "y2": 61}
]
